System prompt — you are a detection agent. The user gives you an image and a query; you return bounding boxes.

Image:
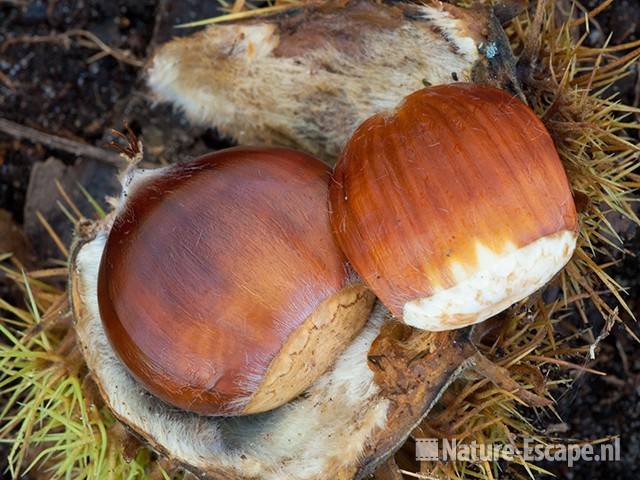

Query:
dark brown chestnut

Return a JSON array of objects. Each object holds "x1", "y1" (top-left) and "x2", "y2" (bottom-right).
[{"x1": 97, "y1": 146, "x2": 375, "y2": 415}]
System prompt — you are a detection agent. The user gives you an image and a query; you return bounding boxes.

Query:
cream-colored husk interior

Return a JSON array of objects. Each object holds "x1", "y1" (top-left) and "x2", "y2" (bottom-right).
[
  {"x1": 72, "y1": 233, "x2": 394, "y2": 479},
  {"x1": 146, "y1": 2, "x2": 488, "y2": 160},
  {"x1": 403, "y1": 230, "x2": 577, "y2": 331}
]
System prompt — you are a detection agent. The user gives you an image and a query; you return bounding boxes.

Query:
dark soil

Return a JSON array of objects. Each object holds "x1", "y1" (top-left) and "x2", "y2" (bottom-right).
[
  {"x1": 0, "y1": 0, "x2": 229, "y2": 232},
  {"x1": 0, "y1": 1, "x2": 639, "y2": 479},
  {"x1": 538, "y1": 1, "x2": 640, "y2": 478}
]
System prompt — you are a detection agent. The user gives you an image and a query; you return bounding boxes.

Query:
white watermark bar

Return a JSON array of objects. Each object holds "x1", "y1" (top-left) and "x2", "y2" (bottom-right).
[{"x1": 416, "y1": 438, "x2": 620, "y2": 467}]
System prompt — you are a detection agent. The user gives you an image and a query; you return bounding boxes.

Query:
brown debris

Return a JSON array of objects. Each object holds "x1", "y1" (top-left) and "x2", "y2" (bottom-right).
[
  {"x1": 468, "y1": 351, "x2": 553, "y2": 407},
  {"x1": 109, "y1": 422, "x2": 144, "y2": 463},
  {"x1": 373, "y1": 456, "x2": 403, "y2": 480},
  {"x1": 360, "y1": 320, "x2": 473, "y2": 476},
  {"x1": 0, "y1": 208, "x2": 32, "y2": 265},
  {"x1": 23, "y1": 157, "x2": 119, "y2": 261}
]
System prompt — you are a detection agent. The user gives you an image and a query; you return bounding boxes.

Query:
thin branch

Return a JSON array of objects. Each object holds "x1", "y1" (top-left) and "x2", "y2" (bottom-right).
[
  {"x1": 0, "y1": 118, "x2": 124, "y2": 166},
  {"x1": 0, "y1": 70, "x2": 16, "y2": 91},
  {"x1": 1, "y1": 29, "x2": 144, "y2": 68}
]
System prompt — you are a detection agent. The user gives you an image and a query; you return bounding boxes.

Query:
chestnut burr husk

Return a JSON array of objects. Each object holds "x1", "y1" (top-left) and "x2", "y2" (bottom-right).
[
  {"x1": 70, "y1": 4, "x2": 525, "y2": 477},
  {"x1": 330, "y1": 84, "x2": 578, "y2": 331},
  {"x1": 69, "y1": 143, "x2": 473, "y2": 480},
  {"x1": 148, "y1": 0, "x2": 519, "y2": 161},
  {"x1": 96, "y1": 146, "x2": 375, "y2": 415}
]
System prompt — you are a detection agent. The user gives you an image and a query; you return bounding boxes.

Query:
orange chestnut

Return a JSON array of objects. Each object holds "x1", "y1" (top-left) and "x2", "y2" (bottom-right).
[
  {"x1": 97, "y1": 146, "x2": 374, "y2": 415},
  {"x1": 330, "y1": 84, "x2": 578, "y2": 331}
]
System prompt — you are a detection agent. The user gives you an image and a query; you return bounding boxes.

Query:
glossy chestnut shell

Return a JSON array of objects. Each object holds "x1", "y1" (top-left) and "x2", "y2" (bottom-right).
[
  {"x1": 98, "y1": 146, "x2": 373, "y2": 415},
  {"x1": 330, "y1": 84, "x2": 578, "y2": 331}
]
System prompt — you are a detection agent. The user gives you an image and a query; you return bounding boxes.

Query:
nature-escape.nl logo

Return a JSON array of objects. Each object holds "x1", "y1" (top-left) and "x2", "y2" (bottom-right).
[{"x1": 416, "y1": 437, "x2": 620, "y2": 467}]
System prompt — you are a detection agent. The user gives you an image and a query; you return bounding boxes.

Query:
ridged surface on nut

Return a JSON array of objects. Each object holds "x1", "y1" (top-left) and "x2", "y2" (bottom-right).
[{"x1": 330, "y1": 84, "x2": 578, "y2": 329}]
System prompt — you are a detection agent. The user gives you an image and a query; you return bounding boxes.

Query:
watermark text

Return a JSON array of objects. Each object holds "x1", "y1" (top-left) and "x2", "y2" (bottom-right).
[{"x1": 416, "y1": 437, "x2": 620, "y2": 467}]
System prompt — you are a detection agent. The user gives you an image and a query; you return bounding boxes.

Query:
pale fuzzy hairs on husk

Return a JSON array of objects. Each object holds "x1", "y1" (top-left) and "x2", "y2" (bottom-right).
[
  {"x1": 148, "y1": 0, "x2": 517, "y2": 161},
  {"x1": 73, "y1": 232, "x2": 395, "y2": 479}
]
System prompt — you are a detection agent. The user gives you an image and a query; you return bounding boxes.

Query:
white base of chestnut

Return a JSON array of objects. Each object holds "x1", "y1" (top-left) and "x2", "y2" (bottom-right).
[{"x1": 403, "y1": 230, "x2": 577, "y2": 331}]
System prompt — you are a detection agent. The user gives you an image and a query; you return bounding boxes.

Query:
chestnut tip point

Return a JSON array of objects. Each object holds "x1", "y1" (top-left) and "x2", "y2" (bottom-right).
[{"x1": 330, "y1": 83, "x2": 579, "y2": 332}]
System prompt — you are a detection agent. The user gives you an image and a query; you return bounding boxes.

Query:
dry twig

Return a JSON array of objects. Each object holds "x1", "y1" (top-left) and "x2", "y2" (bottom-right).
[
  {"x1": 0, "y1": 70, "x2": 16, "y2": 90},
  {"x1": 0, "y1": 118, "x2": 124, "y2": 165},
  {"x1": 1, "y1": 29, "x2": 144, "y2": 68}
]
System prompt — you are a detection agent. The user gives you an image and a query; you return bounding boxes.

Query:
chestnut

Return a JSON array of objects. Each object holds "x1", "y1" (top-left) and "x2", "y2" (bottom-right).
[
  {"x1": 97, "y1": 146, "x2": 375, "y2": 415},
  {"x1": 330, "y1": 84, "x2": 578, "y2": 331}
]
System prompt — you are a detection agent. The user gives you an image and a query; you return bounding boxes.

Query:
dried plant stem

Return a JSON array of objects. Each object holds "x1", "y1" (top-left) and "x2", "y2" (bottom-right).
[
  {"x1": 0, "y1": 70, "x2": 16, "y2": 90},
  {"x1": 0, "y1": 118, "x2": 123, "y2": 165},
  {"x1": 1, "y1": 29, "x2": 144, "y2": 67}
]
